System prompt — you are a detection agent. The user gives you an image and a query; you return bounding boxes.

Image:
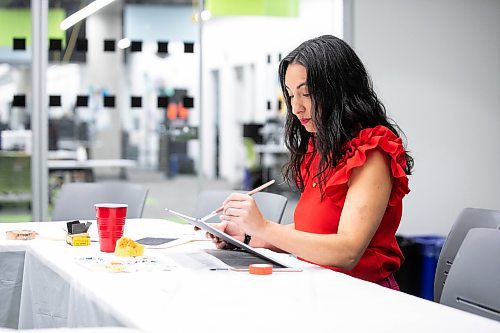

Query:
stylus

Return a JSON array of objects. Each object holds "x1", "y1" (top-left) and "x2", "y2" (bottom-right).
[{"x1": 200, "y1": 179, "x2": 276, "y2": 222}]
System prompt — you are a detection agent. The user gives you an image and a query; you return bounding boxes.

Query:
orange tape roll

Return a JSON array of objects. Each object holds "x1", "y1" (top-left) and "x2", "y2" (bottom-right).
[{"x1": 249, "y1": 264, "x2": 273, "y2": 275}]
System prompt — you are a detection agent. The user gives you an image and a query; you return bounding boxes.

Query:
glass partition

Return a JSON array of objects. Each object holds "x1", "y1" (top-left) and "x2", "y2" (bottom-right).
[
  {"x1": 0, "y1": 1, "x2": 33, "y2": 222},
  {"x1": 0, "y1": 0, "x2": 342, "y2": 223}
]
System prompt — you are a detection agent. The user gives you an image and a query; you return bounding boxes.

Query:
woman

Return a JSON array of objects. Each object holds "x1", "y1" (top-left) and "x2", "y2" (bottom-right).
[{"x1": 212, "y1": 35, "x2": 413, "y2": 289}]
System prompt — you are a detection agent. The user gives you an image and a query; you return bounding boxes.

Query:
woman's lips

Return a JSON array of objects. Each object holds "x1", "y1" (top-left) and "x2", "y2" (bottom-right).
[{"x1": 300, "y1": 118, "x2": 311, "y2": 125}]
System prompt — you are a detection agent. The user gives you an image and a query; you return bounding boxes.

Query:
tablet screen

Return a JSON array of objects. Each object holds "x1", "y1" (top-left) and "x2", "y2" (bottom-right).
[{"x1": 165, "y1": 208, "x2": 292, "y2": 268}]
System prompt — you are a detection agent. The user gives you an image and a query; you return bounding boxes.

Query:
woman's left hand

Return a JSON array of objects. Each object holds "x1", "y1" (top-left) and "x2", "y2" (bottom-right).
[{"x1": 219, "y1": 193, "x2": 267, "y2": 237}]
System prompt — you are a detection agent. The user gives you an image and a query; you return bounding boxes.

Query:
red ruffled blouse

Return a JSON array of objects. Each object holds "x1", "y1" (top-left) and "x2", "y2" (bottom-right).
[{"x1": 294, "y1": 125, "x2": 410, "y2": 283}]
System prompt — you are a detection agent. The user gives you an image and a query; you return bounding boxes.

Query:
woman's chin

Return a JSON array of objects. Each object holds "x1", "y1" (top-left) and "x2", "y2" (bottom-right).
[{"x1": 303, "y1": 124, "x2": 317, "y2": 133}]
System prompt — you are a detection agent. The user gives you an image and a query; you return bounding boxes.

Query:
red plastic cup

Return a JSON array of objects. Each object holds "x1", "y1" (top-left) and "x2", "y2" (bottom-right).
[{"x1": 95, "y1": 203, "x2": 128, "y2": 252}]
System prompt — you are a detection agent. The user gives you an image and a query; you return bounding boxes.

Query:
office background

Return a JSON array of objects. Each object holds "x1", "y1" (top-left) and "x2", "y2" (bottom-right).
[{"x1": 0, "y1": 0, "x2": 499, "y2": 238}]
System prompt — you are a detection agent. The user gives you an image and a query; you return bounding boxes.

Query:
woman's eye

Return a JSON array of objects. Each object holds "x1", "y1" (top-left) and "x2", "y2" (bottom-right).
[
  {"x1": 303, "y1": 93, "x2": 310, "y2": 97},
  {"x1": 289, "y1": 95, "x2": 294, "y2": 99}
]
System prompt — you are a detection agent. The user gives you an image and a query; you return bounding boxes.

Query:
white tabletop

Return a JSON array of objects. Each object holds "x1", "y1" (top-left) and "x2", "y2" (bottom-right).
[
  {"x1": 47, "y1": 159, "x2": 137, "y2": 170},
  {"x1": 1, "y1": 220, "x2": 499, "y2": 333}
]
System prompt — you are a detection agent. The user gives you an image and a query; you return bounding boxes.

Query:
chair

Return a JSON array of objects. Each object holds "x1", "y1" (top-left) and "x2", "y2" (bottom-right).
[
  {"x1": 440, "y1": 228, "x2": 500, "y2": 321},
  {"x1": 434, "y1": 208, "x2": 500, "y2": 302},
  {"x1": 193, "y1": 190, "x2": 287, "y2": 224},
  {"x1": 52, "y1": 182, "x2": 148, "y2": 221}
]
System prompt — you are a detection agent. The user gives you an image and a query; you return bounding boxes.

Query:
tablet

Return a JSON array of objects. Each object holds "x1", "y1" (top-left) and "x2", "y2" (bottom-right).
[
  {"x1": 165, "y1": 208, "x2": 294, "y2": 269},
  {"x1": 136, "y1": 237, "x2": 177, "y2": 246}
]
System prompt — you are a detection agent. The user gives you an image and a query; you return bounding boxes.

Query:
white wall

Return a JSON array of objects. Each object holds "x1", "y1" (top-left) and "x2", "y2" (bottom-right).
[
  {"x1": 0, "y1": 65, "x2": 29, "y2": 130},
  {"x1": 124, "y1": 5, "x2": 197, "y2": 41},
  {"x1": 125, "y1": 44, "x2": 199, "y2": 169},
  {"x1": 124, "y1": 5, "x2": 199, "y2": 170},
  {"x1": 352, "y1": 0, "x2": 500, "y2": 235},
  {"x1": 46, "y1": 64, "x2": 80, "y2": 119},
  {"x1": 87, "y1": 7, "x2": 124, "y2": 160}
]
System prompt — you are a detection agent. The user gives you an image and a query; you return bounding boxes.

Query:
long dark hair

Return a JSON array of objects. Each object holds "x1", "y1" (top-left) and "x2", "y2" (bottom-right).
[{"x1": 279, "y1": 35, "x2": 414, "y2": 193}]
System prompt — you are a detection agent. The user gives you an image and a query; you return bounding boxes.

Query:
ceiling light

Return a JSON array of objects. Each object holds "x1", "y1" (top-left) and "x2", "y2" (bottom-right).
[
  {"x1": 0, "y1": 64, "x2": 10, "y2": 77},
  {"x1": 60, "y1": 0, "x2": 117, "y2": 31},
  {"x1": 200, "y1": 10, "x2": 212, "y2": 21},
  {"x1": 192, "y1": 10, "x2": 211, "y2": 22},
  {"x1": 117, "y1": 38, "x2": 131, "y2": 49}
]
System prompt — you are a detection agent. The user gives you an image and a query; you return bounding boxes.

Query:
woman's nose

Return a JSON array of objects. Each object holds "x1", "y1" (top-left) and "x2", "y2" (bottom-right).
[{"x1": 291, "y1": 99, "x2": 303, "y2": 115}]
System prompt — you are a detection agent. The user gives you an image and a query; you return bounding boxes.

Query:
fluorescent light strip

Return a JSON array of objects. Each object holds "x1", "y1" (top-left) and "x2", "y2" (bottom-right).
[{"x1": 60, "y1": 0, "x2": 117, "y2": 31}]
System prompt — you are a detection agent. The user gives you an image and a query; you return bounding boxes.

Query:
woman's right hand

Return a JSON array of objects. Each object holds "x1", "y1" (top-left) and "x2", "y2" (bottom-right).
[{"x1": 205, "y1": 221, "x2": 245, "y2": 249}]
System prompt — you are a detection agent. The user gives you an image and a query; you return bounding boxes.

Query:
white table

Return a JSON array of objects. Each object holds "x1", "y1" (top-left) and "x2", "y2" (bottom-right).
[
  {"x1": 1, "y1": 220, "x2": 499, "y2": 333},
  {"x1": 0, "y1": 247, "x2": 25, "y2": 328},
  {"x1": 48, "y1": 150, "x2": 78, "y2": 160},
  {"x1": 47, "y1": 160, "x2": 137, "y2": 170},
  {"x1": 48, "y1": 159, "x2": 137, "y2": 181}
]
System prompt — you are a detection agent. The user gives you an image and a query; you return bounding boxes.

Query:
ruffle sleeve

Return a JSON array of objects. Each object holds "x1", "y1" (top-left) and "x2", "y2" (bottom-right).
[{"x1": 325, "y1": 125, "x2": 410, "y2": 207}]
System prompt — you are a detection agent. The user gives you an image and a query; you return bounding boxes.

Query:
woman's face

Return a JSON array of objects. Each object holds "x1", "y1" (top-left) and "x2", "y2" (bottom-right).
[{"x1": 284, "y1": 63, "x2": 317, "y2": 133}]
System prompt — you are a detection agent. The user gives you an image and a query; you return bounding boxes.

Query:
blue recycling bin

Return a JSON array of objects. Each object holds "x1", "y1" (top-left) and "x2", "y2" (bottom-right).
[{"x1": 411, "y1": 236, "x2": 446, "y2": 300}]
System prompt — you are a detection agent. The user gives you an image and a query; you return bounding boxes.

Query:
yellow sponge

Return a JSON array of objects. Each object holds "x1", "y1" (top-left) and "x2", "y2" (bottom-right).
[{"x1": 114, "y1": 237, "x2": 145, "y2": 257}]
